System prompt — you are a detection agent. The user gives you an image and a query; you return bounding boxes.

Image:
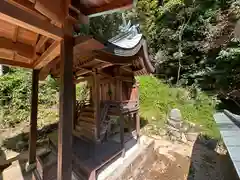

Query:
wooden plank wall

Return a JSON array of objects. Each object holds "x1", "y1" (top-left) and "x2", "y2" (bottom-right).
[{"x1": 98, "y1": 78, "x2": 137, "y2": 102}]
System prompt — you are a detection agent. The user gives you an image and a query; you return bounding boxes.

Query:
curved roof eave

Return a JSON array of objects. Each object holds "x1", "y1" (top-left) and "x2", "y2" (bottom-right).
[{"x1": 94, "y1": 34, "x2": 155, "y2": 73}]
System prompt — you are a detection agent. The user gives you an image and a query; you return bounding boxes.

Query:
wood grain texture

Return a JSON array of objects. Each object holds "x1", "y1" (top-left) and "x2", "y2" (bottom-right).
[
  {"x1": 0, "y1": 1, "x2": 62, "y2": 40},
  {"x1": 34, "y1": 0, "x2": 65, "y2": 26},
  {"x1": 6, "y1": 0, "x2": 48, "y2": 20},
  {"x1": 0, "y1": 37, "x2": 34, "y2": 58},
  {"x1": 34, "y1": 40, "x2": 60, "y2": 69},
  {"x1": 57, "y1": 34, "x2": 74, "y2": 180},
  {"x1": 35, "y1": 35, "x2": 49, "y2": 53},
  {"x1": 0, "y1": 58, "x2": 32, "y2": 68},
  {"x1": 28, "y1": 69, "x2": 39, "y2": 165}
]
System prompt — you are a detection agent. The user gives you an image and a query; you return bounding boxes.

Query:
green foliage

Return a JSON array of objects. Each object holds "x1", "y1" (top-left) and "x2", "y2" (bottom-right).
[
  {"x1": 76, "y1": 82, "x2": 89, "y2": 101},
  {"x1": 139, "y1": 76, "x2": 220, "y2": 138},
  {"x1": 75, "y1": 13, "x2": 123, "y2": 40},
  {"x1": 134, "y1": 0, "x2": 240, "y2": 94},
  {"x1": 0, "y1": 69, "x2": 58, "y2": 128}
]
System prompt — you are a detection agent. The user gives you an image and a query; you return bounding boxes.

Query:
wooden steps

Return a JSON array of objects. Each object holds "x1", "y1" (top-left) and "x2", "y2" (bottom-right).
[
  {"x1": 74, "y1": 104, "x2": 97, "y2": 141},
  {"x1": 77, "y1": 116, "x2": 95, "y2": 123},
  {"x1": 80, "y1": 111, "x2": 94, "y2": 118}
]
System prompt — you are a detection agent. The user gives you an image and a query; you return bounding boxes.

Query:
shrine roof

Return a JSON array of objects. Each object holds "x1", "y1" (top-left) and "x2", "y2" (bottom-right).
[{"x1": 0, "y1": 0, "x2": 136, "y2": 70}]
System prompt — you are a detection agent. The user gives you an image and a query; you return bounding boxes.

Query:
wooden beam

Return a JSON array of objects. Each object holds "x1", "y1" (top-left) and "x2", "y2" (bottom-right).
[
  {"x1": 34, "y1": 0, "x2": 65, "y2": 26},
  {"x1": 12, "y1": 26, "x2": 19, "y2": 42},
  {"x1": 74, "y1": 76, "x2": 91, "y2": 84},
  {"x1": 28, "y1": 69, "x2": 39, "y2": 165},
  {"x1": 116, "y1": 76, "x2": 134, "y2": 82},
  {"x1": 35, "y1": 35, "x2": 49, "y2": 53},
  {"x1": 34, "y1": 41, "x2": 60, "y2": 69},
  {"x1": 38, "y1": 56, "x2": 60, "y2": 80},
  {"x1": 6, "y1": 0, "x2": 48, "y2": 20},
  {"x1": 75, "y1": 68, "x2": 91, "y2": 76},
  {"x1": 75, "y1": 0, "x2": 133, "y2": 16},
  {"x1": 93, "y1": 62, "x2": 113, "y2": 70},
  {"x1": 0, "y1": 1, "x2": 62, "y2": 40},
  {"x1": 74, "y1": 35, "x2": 92, "y2": 45},
  {"x1": 0, "y1": 37, "x2": 34, "y2": 58},
  {"x1": 0, "y1": 49, "x2": 14, "y2": 60},
  {"x1": 94, "y1": 52, "x2": 134, "y2": 65},
  {"x1": 121, "y1": 65, "x2": 132, "y2": 73},
  {"x1": 57, "y1": 33, "x2": 73, "y2": 180},
  {"x1": 0, "y1": 58, "x2": 32, "y2": 68}
]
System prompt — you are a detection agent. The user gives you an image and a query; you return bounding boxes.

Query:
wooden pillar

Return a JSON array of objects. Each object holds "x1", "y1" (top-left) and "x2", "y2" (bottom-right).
[
  {"x1": 116, "y1": 77, "x2": 125, "y2": 156},
  {"x1": 73, "y1": 84, "x2": 76, "y2": 130},
  {"x1": 93, "y1": 70, "x2": 100, "y2": 141},
  {"x1": 135, "y1": 111, "x2": 140, "y2": 144},
  {"x1": 57, "y1": 32, "x2": 74, "y2": 180},
  {"x1": 128, "y1": 114, "x2": 132, "y2": 133},
  {"x1": 136, "y1": 81, "x2": 140, "y2": 143},
  {"x1": 119, "y1": 109, "x2": 125, "y2": 156},
  {"x1": 28, "y1": 69, "x2": 39, "y2": 165}
]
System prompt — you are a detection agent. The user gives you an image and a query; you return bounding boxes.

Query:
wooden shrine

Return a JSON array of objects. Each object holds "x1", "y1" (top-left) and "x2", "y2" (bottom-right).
[{"x1": 0, "y1": 0, "x2": 153, "y2": 180}]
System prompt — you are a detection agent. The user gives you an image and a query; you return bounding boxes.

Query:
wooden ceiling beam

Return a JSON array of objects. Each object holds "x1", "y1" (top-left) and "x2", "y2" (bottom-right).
[
  {"x1": 34, "y1": 0, "x2": 65, "y2": 26},
  {"x1": 35, "y1": 35, "x2": 49, "y2": 53},
  {"x1": 0, "y1": 37, "x2": 34, "y2": 58},
  {"x1": 34, "y1": 41, "x2": 60, "y2": 69},
  {"x1": 0, "y1": 58, "x2": 32, "y2": 68},
  {"x1": 72, "y1": 0, "x2": 133, "y2": 16},
  {"x1": 0, "y1": 1, "x2": 63, "y2": 40},
  {"x1": 6, "y1": 0, "x2": 48, "y2": 20}
]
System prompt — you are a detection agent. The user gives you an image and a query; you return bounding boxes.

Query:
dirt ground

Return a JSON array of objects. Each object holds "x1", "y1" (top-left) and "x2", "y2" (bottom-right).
[
  {"x1": 134, "y1": 137, "x2": 239, "y2": 180},
  {"x1": 0, "y1": 131, "x2": 239, "y2": 180}
]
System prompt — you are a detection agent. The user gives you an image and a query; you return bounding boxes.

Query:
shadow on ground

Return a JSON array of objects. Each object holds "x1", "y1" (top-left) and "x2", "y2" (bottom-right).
[
  {"x1": 0, "y1": 123, "x2": 58, "y2": 180},
  {"x1": 2, "y1": 123, "x2": 58, "y2": 152},
  {"x1": 187, "y1": 135, "x2": 239, "y2": 180}
]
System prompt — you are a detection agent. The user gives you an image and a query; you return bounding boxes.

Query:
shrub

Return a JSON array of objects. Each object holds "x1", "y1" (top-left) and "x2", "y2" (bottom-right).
[
  {"x1": 0, "y1": 69, "x2": 58, "y2": 128},
  {"x1": 138, "y1": 76, "x2": 219, "y2": 138}
]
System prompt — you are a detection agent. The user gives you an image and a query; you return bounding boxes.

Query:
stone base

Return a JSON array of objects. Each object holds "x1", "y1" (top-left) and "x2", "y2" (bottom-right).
[{"x1": 97, "y1": 136, "x2": 154, "y2": 180}]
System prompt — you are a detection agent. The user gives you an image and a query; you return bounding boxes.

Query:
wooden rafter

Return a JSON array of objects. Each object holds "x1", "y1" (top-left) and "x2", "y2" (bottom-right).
[
  {"x1": 35, "y1": 35, "x2": 49, "y2": 53},
  {"x1": 94, "y1": 52, "x2": 134, "y2": 65},
  {"x1": 0, "y1": 1, "x2": 62, "y2": 40},
  {"x1": 0, "y1": 37, "x2": 34, "y2": 58},
  {"x1": 34, "y1": 41, "x2": 60, "y2": 69},
  {"x1": 121, "y1": 65, "x2": 132, "y2": 73},
  {"x1": 75, "y1": 68, "x2": 91, "y2": 76},
  {"x1": 93, "y1": 62, "x2": 113, "y2": 70}
]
